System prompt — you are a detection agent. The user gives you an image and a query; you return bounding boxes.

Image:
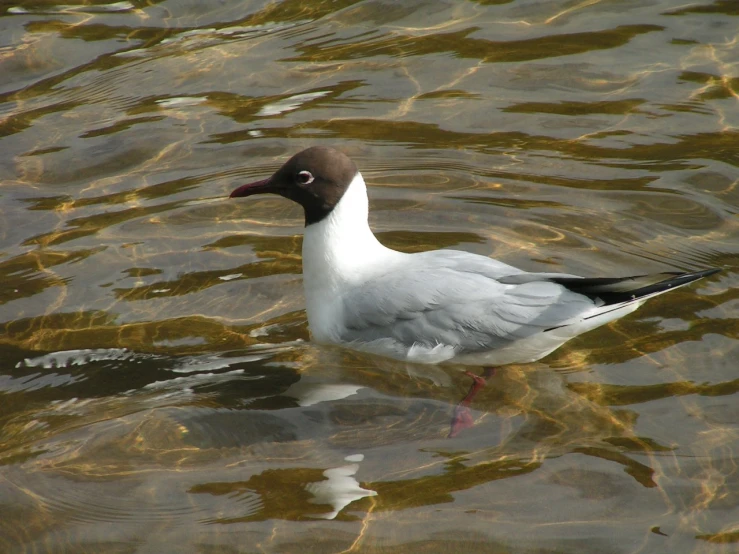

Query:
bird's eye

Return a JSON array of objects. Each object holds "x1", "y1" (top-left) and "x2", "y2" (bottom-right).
[{"x1": 297, "y1": 170, "x2": 314, "y2": 185}]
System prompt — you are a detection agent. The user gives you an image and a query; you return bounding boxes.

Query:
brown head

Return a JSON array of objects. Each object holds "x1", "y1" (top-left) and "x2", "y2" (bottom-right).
[{"x1": 230, "y1": 146, "x2": 358, "y2": 226}]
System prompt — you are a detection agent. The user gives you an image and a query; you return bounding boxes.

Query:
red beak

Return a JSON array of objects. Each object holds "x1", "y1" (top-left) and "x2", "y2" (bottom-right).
[{"x1": 229, "y1": 177, "x2": 273, "y2": 198}]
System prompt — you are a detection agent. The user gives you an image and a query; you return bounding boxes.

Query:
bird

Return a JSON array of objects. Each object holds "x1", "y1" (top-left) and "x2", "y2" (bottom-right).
[{"x1": 230, "y1": 146, "x2": 720, "y2": 435}]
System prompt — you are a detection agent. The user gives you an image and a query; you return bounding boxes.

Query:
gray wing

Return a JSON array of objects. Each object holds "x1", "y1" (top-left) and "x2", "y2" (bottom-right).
[{"x1": 340, "y1": 251, "x2": 593, "y2": 355}]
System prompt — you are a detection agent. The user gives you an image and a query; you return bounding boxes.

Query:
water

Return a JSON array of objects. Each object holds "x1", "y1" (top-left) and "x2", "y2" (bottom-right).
[{"x1": 1, "y1": 0, "x2": 737, "y2": 552}]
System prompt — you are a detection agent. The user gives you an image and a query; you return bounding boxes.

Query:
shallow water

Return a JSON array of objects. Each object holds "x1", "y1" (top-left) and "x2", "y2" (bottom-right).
[{"x1": 1, "y1": 0, "x2": 738, "y2": 552}]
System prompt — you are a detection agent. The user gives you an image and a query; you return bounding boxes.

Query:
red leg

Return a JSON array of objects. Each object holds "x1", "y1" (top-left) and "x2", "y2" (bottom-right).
[{"x1": 448, "y1": 367, "x2": 496, "y2": 438}]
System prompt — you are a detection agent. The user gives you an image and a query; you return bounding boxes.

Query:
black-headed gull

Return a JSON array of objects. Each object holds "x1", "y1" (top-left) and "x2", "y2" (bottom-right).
[{"x1": 230, "y1": 146, "x2": 720, "y2": 434}]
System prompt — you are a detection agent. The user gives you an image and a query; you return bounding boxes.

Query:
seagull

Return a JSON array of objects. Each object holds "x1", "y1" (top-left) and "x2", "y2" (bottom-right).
[{"x1": 230, "y1": 146, "x2": 720, "y2": 435}]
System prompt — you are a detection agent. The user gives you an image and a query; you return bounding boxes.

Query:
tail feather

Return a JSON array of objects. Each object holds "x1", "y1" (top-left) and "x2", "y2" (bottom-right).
[{"x1": 551, "y1": 268, "x2": 720, "y2": 306}]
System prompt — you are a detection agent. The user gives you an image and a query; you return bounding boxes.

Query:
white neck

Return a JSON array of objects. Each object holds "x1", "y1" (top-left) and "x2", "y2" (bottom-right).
[
  {"x1": 302, "y1": 172, "x2": 398, "y2": 284},
  {"x1": 301, "y1": 172, "x2": 402, "y2": 340}
]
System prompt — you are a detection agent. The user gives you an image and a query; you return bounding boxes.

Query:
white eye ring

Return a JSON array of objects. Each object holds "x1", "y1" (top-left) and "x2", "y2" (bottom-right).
[{"x1": 297, "y1": 170, "x2": 314, "y2": 185}]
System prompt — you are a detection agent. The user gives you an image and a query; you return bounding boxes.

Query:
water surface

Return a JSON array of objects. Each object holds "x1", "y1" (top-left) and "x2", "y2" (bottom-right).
[{"x1": 1, "y1": 0, "x2": 737, "y2": 552}]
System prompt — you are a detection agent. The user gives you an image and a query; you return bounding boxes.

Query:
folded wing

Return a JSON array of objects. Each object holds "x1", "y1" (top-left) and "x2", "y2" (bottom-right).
[
  {"x1": 340, "y1": 265, "x2": 595, "y2": 355},
  {"x1": 339, "y1": 252, "x2": 719, "y2": 360}
]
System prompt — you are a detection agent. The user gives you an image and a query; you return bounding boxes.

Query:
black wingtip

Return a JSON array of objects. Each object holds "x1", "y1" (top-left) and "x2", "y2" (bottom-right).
[
  {"x1": 693, "y1": 267, "x2": 722, "y2": 279},
  {"x1": 654, "y1": 267, "x2": 721, "y2": 290},
  {"x1": 552, "y1": 267, "x2": 721, "y2": 306}
]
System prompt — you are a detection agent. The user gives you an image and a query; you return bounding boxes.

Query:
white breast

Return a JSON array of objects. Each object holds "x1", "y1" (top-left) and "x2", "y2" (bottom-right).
[{"x1": 301, "y1": 172, "x2": 405, "y2": 343}]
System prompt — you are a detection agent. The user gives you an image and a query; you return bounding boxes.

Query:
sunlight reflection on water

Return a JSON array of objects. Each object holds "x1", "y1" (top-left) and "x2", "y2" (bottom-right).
[{"x1": 0, "y1": 0, "x2": 737, "y2": 552}]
